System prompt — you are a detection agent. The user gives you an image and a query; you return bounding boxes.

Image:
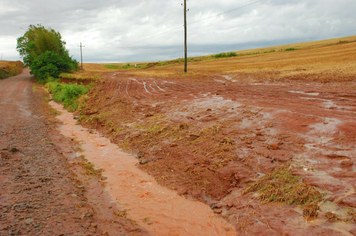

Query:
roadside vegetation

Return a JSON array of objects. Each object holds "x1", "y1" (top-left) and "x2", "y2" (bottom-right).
[
  {"x1": 0, "y1": 61, "x2": 24, "y2": 79},
  {"x1": 16, "y1": 24, "x2": 91, "y2": 112},
  {"x1": 17, "y1": 24, "x2": 78, "y2": 84},
  {"x1": 46, "y1": 82, "x2": 90, "y2": 111}
]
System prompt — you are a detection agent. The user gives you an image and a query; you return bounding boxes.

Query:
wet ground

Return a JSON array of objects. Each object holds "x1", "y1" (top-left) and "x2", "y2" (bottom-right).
[
  {"x1": 2, "y1": 39, "x2": 356, "y2": 235},
  {"x1": 80, "y1": 71, "x2": 356, "y2": 235},
  {"x1": 0, "y1": 69, "x2": 149, "y2": 235},
  {"x1": 50, "y1": 101, "x2": 236, "y2": 236}
]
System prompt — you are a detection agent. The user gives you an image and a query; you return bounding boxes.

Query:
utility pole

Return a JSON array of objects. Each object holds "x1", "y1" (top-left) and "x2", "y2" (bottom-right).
[
  {"x1": 183, "y1": 0, "x2": 188, "y2": 73},
  {"x1": 78, "y1": 42, "x2": 85, "y2": 70}
]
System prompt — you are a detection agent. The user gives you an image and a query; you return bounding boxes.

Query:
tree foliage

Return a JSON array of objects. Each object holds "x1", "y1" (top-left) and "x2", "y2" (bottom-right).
[{"x1": 17, "y1": 24, "x2": 78, "y2": 83}]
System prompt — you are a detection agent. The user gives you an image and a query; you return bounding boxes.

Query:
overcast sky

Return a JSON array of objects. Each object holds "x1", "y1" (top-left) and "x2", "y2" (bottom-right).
[{"x1": 1, "y1": 0, "x2": 355, "y2": 63}]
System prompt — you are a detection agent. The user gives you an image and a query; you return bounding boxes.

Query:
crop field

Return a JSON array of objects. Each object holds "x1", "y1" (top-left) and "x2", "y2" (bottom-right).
[{"x1": 69, "y1": 36, "x2": 356, "y2": 235}]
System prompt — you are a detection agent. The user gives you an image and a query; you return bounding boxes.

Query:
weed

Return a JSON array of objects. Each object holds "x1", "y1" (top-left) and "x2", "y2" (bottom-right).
[
  {"x1": 143, "y1": 217, "x2": 153, "y2": 225},
  {"x1": 214, "y1": 52, "x2": 237, "y2": 58},
  {"x1": 45, "y1": 82, "x2": 90, "y2": 111},
  {"x1": 50, "y1": 107, "x2": 62, "y2": 116},
  {"x1": 324, "y1": 211, "x2": 340, "y2": 222},
  {"x1": 77, "y1": 94, "x2": 89, "y2": 111},
  {"x1": 79, "y1": 155, "x2": 103, "y2": 176},
  {"x1": 114, "y1": 210, "x2": 128, "y2": 218},
  {"x1": 285, "y1": 47, "x2": 298, "y2": 51},
  {"x1": 347, "y1": 209, "x2": 356, "y2": 223},
  {"x1": 114, "y1": 210, "x2": 138, "y2": 227},
  {"x1": 244, "y1": 164, "x2": 323, "y2": 207},
  {"x1": 303, "y1": 201, "x2": 320, "y2": 218}
]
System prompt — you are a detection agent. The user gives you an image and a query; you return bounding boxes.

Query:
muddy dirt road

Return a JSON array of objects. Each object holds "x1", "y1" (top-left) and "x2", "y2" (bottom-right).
[{"x1": 0, "y1": 70, "x2": 149, "y2": 235}]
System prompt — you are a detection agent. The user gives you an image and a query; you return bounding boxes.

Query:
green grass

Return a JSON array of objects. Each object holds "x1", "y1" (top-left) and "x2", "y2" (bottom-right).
[
  {"x1": 104, "y1": 64, "x2": 120, "y2": 69},
  {"x1": 46, "y1": 82, "x2": 90, "y2": 111}
]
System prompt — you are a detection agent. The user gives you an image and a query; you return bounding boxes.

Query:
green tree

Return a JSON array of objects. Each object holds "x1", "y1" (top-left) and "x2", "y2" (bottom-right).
[{"x1": 17, "y1": 24, "x2": 78, "y2": 83}]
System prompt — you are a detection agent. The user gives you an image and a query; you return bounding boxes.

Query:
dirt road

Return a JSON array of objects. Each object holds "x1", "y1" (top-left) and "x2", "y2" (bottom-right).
[{"x1": 0, "y1": 69, "x2": 148, "y2": 235}]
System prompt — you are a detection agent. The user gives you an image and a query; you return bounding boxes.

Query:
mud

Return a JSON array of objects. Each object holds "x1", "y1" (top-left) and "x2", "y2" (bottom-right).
[
  {"x1": 0, "y1": 69, "x2": 149, "y2": 235},
  {"x1": 80, "y1": 70, "x2": 356, "y2": 235},
  {"x1": 50, "y1": 101, "x2": 236, "y2": 236}
]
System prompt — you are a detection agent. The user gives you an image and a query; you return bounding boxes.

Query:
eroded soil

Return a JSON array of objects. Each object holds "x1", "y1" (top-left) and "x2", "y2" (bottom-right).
[
  {"x1": 50, "y1": 101, "x2": 236, "y2": 236},
  {"x1": 0, "y1": 69, "x2": 149, "y2": 235},
  {"x1": 2, "y1": 39, "x2": 356, "y2": 236},
  {"x1": 80, "y1": 67, "x2": 356, "y2": 234}
]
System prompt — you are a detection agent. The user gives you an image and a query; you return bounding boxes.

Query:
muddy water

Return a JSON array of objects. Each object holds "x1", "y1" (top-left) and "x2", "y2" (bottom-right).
[{"x1": 50, "y1": 101, "x2": 236, "y2": 236}]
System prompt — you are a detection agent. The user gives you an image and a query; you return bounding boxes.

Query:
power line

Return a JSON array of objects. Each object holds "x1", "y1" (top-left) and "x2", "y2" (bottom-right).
[
  {"x1": 188, "y1": 0, "x2": 264, "y2": 26},
  {"x1": 123, "y1": 26, "x2": 182, "y2": 47},
  {"x1": 122, "y1": 0, "x2": 264, "y2": 48}
]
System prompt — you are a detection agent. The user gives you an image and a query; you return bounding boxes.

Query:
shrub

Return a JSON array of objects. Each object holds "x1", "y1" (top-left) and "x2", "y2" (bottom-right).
[
  {"x1": 17, "y1": 25, "x2": 78, "y2": 83},
  {"x1": 214, "y1": 52, "x2": 237, "y2": 58},
  {"x1": 30, "y1": 51, "x2": 77, "y2": 84}
]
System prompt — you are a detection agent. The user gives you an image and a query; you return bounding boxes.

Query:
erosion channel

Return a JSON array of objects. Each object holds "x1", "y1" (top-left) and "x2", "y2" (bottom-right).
[{"x1": 50, "y1": 101, "x2": 236, "y2": 236}]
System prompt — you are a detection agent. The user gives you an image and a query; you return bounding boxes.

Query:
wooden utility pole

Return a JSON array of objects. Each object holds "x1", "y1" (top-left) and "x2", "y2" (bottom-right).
[
  {"x1": 78, "y1": 42, "x2": 85, "y2": 70},
  {"x1": 184, "y1": 0, "x2": 188, "y2": 73}
]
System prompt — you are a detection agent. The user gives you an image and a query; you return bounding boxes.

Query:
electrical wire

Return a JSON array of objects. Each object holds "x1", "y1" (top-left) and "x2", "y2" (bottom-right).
[
  {"x1": 122, "y1": 26, "x2": 182, "y2": 47},
  {"x1": 188, "y1": 0, "x2": 264, "y2": 26},
  {"x1": 123, "y1": 0, "x2": 264, "y2": 48}
]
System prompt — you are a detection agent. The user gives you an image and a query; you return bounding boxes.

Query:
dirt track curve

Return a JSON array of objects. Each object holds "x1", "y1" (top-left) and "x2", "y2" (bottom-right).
[{"x1": 0, "y1": 69, "x2": 149, "y2": 236}]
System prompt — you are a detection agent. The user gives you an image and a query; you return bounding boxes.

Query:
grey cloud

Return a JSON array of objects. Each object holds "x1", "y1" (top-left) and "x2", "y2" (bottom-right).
[{"x1": 1, "y1": 0, "x2": 355, "y2": 62}]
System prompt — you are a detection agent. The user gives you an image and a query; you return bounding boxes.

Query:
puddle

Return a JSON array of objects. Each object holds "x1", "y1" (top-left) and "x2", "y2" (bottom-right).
[
  {"x1": 222, "y1": 75, "x2": 232, "y2": 81},
  {"x1": 50, "y1": 101, "x2": 236, "y2": 236},
  {"x1": 143, "y1": 82, "x2": 151, "y2": 94},
  {"x1": 289, "y1": 90, "x2": 320, "y2": 96},
  {"x1": 153, "y1": 81, "x2": 166, "y2": 92},
  {"x1": 192, "y1": 96, "x2": 241, "y2": 112},
  {"x1": 309, "y1": 117, "x2": 341, "y2": 136},
  {"x1": 290, "y1": 209, "x2": 355, "y2": 236}
]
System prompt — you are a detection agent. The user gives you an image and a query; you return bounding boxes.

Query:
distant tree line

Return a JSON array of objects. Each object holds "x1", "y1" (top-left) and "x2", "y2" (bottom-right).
[{"x1": 17, "y1": 25, "x2": 78, "y2": 83}]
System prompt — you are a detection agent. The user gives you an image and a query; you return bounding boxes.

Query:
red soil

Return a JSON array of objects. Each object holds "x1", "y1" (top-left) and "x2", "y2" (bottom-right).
[{"x1": 80, "y1": 64, "x2": 356, "y2": 234}]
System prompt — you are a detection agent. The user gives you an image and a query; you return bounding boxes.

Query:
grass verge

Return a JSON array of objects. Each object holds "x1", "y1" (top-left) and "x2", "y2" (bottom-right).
[{"x1": 46, "y1": 81, "x2": 91, "y2": 111}]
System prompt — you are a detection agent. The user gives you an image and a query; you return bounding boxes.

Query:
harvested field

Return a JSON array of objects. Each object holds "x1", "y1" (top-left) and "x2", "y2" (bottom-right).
[{"x1": 72, "y1": 36, "x2": 356, "y2": 235}]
